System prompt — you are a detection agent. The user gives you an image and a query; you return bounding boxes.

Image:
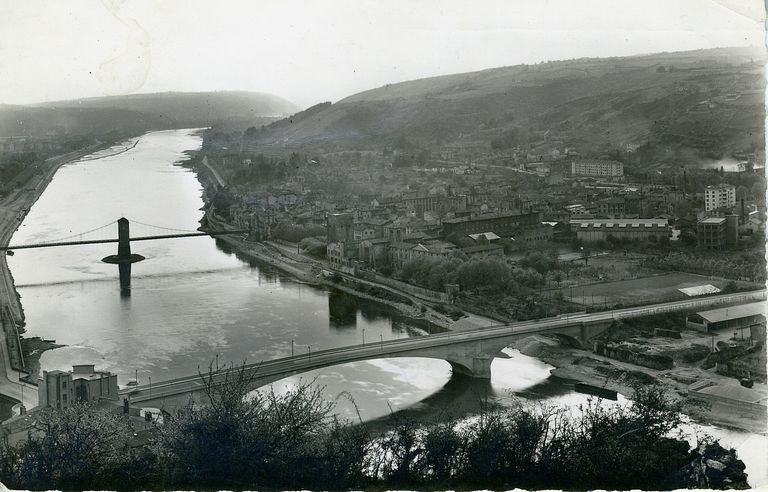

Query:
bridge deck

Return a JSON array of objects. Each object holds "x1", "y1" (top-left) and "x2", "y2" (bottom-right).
[
  {"x1": 0, "y1": 230, "x2": 249, "y2": 250},
  {"x1": 120, "y1": 289, "x2": 766, "y2": 404}
]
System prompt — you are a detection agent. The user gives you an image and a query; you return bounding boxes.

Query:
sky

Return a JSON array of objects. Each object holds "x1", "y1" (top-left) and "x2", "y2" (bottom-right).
[{"x1": 0, "y1": 0, "x2": 764, "y2": 108}]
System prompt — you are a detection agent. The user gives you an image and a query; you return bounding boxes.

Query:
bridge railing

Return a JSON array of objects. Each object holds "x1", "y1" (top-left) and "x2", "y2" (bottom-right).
[{"x1": 121, "y1": 289, "x2": 766, "y2": 394}]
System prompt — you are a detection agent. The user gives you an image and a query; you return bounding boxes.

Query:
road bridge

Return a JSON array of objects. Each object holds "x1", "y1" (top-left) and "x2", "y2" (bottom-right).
[{"x1": 120, "y1": 289, "x2": 766, "y2": 412}]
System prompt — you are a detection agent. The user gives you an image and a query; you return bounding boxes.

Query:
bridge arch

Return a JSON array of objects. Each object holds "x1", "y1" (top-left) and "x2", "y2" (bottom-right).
[
  {"x1": 248, "y1": 352, "x2": 496, "y2": 391},
  {"x1": 547, "y1": 333, "x2": 584, "y2": 349}
]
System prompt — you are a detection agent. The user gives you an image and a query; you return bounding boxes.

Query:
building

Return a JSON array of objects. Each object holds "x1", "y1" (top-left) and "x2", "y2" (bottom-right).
[
  {"x1": 358, "y1": 238, "x2": 390, "y2": 268},
  {"x1": 326, "y1": 213, "x2": 354, "y2": 243},
  {"x1": 388, "y1": 241, "x2": 456, "y2": 269},
  {"x1": 570, "y1": 159, "x2": 624, "y2": 178},
  {"x1": 704, "y1": 184, "x2": 736, "y2": 212},
  {"x1": 697, "y1": 215, "x2": 738, "y2": 250},
  {"x1": 460, "y1": 243, "x2": 505, "y2": 258},
  {"x1": 596, "y1": 197, "x2": 625, "y2": 217},
  {"x1": 569, "y1": 219, "x2": 670, "y2": 243},
  {"x1": 685, "y1": 301, "x2": 766, "y2": 333},
  {"x1": 442, "y1": 211, "x2": 542, "y2": 238},
  {"x1": 38, "y1": 364, "x2": 119, "y2": 409},
  {"x1": 513, "y1": 223, "x2": 555, "y2": 244},
  {"x1": 401, "y1": 195, "x2": 467, "y2": 217}
]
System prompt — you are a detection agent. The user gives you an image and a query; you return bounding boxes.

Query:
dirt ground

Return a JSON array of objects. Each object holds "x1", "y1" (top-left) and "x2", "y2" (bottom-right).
[{"x1": 522, "y1": 335, "x2": 767, "y2": 435}]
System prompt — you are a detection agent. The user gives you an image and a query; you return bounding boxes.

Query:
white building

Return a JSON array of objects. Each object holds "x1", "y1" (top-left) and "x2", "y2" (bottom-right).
[
  {"x1": 704, "y1": 184, "x2": 736, "y2": 212},
  {"x1": 570, "y1": 159, "x2": 624, "y2": 178}
]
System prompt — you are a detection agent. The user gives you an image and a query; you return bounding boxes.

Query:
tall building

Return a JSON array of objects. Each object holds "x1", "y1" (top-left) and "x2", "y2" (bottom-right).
[
  {"x1": 38, "y1": 364, "x2": 119, "y2": 409},
  {"x1": 704, "y1": 184, "x2": 736, "y2": 212},
  {"x1": 697, "y1": 215, "x2": 738, "y2": 250},
  {"x1": 326, "y1": 213, "x2": 354, "y2": 243},
  {"x1": 570, "y1": 159, "x2": 624, "y2": 178}
]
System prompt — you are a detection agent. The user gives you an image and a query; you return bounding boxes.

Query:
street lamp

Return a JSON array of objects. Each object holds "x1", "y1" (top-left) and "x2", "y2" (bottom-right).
[
  {"x1": 291, "y1": 339, "x2": 294, "y2": 358},
  {"x1": 148, "y1": 376, "x2": 152, "y2": 399},
  {"x1": 308, "y1": 345, "x2": 311, "y2": 360},
  {"x1": 380, "y1": 334, "x2": 383, "y2": 350},
  {"x1": 362, "y1": 329, "x2": 365, "y2": 345}
]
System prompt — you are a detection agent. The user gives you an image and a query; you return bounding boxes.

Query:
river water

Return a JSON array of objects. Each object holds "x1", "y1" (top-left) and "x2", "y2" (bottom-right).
[{"x1": 7, "y1": 129, "x2": 766, "y2": 485}]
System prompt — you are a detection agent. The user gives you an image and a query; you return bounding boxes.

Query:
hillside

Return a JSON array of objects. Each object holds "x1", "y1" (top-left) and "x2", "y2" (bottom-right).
[
  {"x1": 1, "y1": 91, "x2": 300, "y2": 137},
  {"x1": 247, "y1": 46, "x2": 765, "y2": 163}
]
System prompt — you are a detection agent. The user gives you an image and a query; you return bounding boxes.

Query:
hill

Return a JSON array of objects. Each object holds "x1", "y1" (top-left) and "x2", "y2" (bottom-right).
[
  {"x1": 0, "y1": 91, "x2": 300, "y2": 137},
  {"x1": 246, "y1": 46, "x2": 765, "y2": 164}
]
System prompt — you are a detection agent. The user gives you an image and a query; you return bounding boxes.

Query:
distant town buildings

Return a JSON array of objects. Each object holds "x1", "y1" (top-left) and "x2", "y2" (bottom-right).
[
  {"x1": 38, "y1": 364, "x2": 118, "y2": 409},
  {"x1": 0, "y1": 136, "x2": 62, "y2": 154},
  {"x1": 705, "y1": 184, "x2": 736, "y2": 212},
  {"x1": 570, "y1": 159, "x2": 624, "y2": 178}
]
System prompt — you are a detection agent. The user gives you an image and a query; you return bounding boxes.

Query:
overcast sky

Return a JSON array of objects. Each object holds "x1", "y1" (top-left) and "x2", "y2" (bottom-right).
[{"x1": 0, "y1": 0, "x2": 764, "y2": 108}]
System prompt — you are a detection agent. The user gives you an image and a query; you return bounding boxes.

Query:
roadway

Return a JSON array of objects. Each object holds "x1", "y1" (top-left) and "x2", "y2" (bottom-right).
[
  {"x1": 121, "y1": 289, "x2": 766, "y2": 404},
  {"x1": 201, "y1": 155, "x2": 227, "y2": 188}
]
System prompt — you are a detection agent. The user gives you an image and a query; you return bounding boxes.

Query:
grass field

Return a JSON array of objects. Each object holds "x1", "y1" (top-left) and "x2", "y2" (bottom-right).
[{"x1": 560, "y1": 272, "x2": 754, "y2": 307}]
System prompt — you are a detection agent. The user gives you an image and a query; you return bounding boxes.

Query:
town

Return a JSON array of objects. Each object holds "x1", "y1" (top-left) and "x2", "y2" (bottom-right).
[{"x1": 0, "y1": 5, "x2": 765, "y2": 490}]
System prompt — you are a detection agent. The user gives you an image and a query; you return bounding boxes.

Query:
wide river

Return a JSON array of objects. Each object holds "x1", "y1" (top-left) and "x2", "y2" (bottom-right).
[{"x1": 8, "y1": 129, "x2": 766, "y2": 484}]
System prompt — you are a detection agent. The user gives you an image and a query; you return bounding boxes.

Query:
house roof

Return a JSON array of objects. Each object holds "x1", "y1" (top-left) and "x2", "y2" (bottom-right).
[
  {"x1": 699, "y1": 217, "x2": 726, "y2": 225},
  {"x1": 468, "y1": 232, "x2": 501, "y2": 241},
  {"x1": 696, "y1": 301, "x2": 766, "y2": 324}
]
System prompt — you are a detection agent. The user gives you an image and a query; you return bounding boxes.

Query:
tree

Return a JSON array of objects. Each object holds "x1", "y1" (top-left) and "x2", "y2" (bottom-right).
[
  {"x1": 152, "y1": 361, "x2": 364, "y2": 489},
  {"x1": 11, "y1": 402, "x2": 136, "y2": 490}
]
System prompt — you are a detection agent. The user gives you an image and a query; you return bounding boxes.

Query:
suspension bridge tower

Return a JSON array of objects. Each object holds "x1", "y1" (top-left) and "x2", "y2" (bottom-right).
[{"x1": 101, "y1": 218, "x2": 145, "y2": 296}]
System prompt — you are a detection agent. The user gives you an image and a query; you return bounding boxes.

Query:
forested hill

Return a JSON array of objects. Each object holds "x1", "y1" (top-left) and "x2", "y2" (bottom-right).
[
  {"x1": 247, "y1": 46, "x2": 765, "y2": 160},
  {"x1": 0, "y1": 91, "x2": 299, "y2": 137}
]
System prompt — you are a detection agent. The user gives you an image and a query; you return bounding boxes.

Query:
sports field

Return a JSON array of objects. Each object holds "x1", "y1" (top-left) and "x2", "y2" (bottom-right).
[{"x1": 561, "y1": 272, "x2": 753, "y2": 307}]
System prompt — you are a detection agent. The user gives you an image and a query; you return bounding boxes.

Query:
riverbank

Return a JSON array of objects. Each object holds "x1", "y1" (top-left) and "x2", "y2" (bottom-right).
[
  {"x1": 518, "y1": 336, "x2": 766, "y2": 435},
  {"x1": 0, "y1": 139, "x2": 136, "y2": 387},
  {"x1": 203, "y1": 211, "x2": 462, "y2": 331}
]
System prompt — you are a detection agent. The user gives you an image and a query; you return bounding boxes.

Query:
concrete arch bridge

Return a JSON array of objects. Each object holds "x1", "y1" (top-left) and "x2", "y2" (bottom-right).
[{"x1": 119, "y1": 289, "x2": 766, "y2": 413}]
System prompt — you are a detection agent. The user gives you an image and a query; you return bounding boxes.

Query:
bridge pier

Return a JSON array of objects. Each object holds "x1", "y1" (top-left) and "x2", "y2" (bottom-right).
[
  {"x1": 102, "y1": 218, "x2": 145, "y2": 296},
  {"x1": 448, "y1": 355, "x2": 493, "y2": 379}
]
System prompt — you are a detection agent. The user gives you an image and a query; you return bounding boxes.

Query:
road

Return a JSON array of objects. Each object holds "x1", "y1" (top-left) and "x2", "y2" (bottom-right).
[
  {"x1": 201, "y1": 155, "x2": 227, "y2": 187},
  {"x1": 121, "y1": 289, "x2": 766, "y2": 404}
]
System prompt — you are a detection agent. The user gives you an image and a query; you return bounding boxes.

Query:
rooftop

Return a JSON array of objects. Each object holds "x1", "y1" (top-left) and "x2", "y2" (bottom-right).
[
  {"x1": 570, "y1": 218, "x2": 669, "y2": 227},
  {"x1": 696, "y1": 301, "x2": 766, "y2": 324},
  {"x1": 468, "y1": 232, "x2": 501, "y2": 241},
  {"x1": 442, "y1": 211, "x2": 537, "y2": 224},
  {"x1": 699, "y1": 217, "x2": 727, "y2": 225}
]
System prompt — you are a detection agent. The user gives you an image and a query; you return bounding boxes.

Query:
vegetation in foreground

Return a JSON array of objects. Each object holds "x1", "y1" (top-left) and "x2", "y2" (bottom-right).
[{"x1": 0, "y1": 363, "x2": 749, "y2": 490}]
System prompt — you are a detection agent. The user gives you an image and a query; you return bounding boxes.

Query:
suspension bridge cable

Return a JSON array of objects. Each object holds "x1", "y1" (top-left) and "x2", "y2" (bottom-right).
[
  {"x1": 30, "y1": 221, "x2": 116, "y2": 245},
  {"x1": 126, "y1": 218, "x2": 201, "y2": 234}
]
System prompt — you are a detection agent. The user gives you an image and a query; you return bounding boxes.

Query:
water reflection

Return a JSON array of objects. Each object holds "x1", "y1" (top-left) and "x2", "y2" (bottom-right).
[{"x1": 328, "y1": 290, "x2": 358, "y2": 329}]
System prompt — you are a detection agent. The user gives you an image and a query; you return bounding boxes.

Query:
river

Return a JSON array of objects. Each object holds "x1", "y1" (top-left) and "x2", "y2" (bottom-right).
[{"x1": 7, "y1": 129, "x2": 766, "y2": 485}]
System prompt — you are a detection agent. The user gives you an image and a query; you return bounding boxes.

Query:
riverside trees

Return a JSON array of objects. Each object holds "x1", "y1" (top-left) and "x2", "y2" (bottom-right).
[{"x1": 0, "y1": 366, "x2": 749, "y2": 490}]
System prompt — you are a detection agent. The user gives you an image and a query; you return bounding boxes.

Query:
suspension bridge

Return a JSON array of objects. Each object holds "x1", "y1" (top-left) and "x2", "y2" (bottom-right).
[{"x1": 0, "y1": 217, "x2": 247, "y2": 295}]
